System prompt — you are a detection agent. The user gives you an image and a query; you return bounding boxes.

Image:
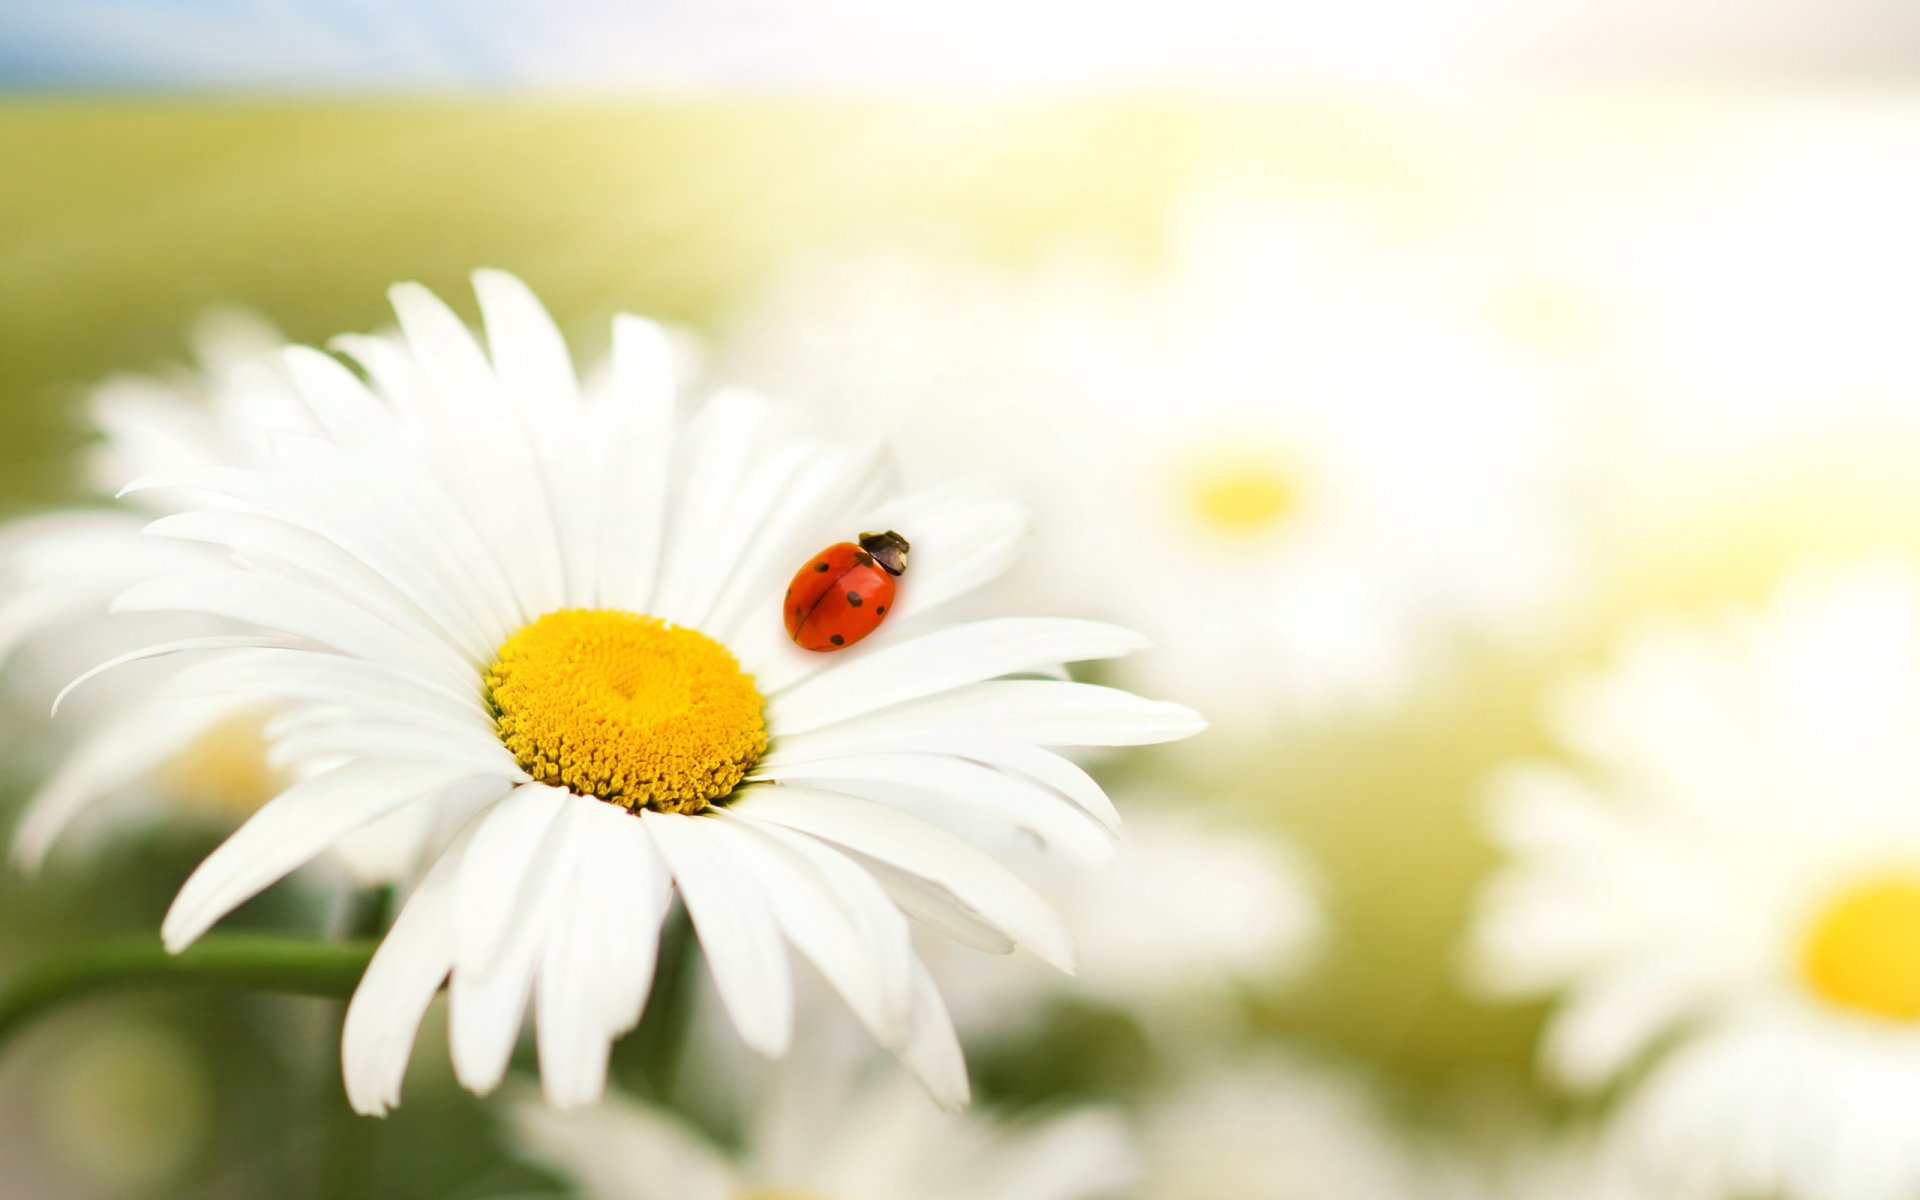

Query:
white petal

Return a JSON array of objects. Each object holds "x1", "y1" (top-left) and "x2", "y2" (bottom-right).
[
  {"x1": 114, "y1": 571, "x2": 476, "y2": 695},
  {"x1": 52, "y1": 634, "x2": 301, "y2": 717},
  {"x1": 280, "y1": 344, "x2": 392, "y2": 446},
  {"x1": 512, "y1": 1094, "x2": 739, "y2": 1200},
  {"x1": 389, "y1": 280, "x2": 565, "y2": 618},
  {"x1": 703, "y1": 814, "x2": 916, "y2": 1043},
  {"x1": 162, "y1": 761, "x2": 469, "y2": 951},
  {"x1": 774, "y1": 680, "x2": 1206, "y2": 750},
  {"x1": 650, "y1": 389, "x2": 768, "y2": 626},
  {"x1": 762, "y1": 734, "x2": 1120, "y2": 832},
  {"x1": 534, "y1": 805, "x2": 672, "y2": 1107},
  {"x1": 765, "y1": 618, "x2": 1149, "y2": 734},
  {"x1": 475, "y1": 269, "x2": 596, "y2": 605},
  {"x1": 589, "y1": 315, "x2": 677, "y2": 611},
  {"x1": 855, "y1": 855, "x2": 1015, "y2": 954},
  {"x1": 644, "y1": 809, "x2": 794, "y2": 1058},
  {"x1": 146, "y1": 506, "x2": 491, "y2": 663},
  {"x1": 474, "y1": 268, "x2": 581, "y2": 418},
  {"x1": 447, "y1": 791, "x2": 579, "y2": 1095},
  {"x1": 898, "y1": 960, "x2": 970, "y2": 1110},
  {"x1": 730, "y1": 786, "x2": 1074, "y2": 971},
  {"x1": 454, "y1": 783, "x2": 570, "y2": 978},
  {"x1": 752, "y1": 753, "x2": 1114, "y2": 864},
  {"x1": 14, "y1": 688, "x2": 258, "y2": 870},
  {"x1": 341, "y1": 830, "x2": 465, "y2": 1116}
]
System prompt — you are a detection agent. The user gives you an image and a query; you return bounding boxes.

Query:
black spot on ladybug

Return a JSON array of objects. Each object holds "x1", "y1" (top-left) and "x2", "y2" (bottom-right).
[
  {"x1": 856, "y1": 551, "x2": 875, "y2": 568},
  {"x1": 830, "y1": 634, "x2": 845, "y2": 646},
  {"x1": 846, "y1": 591, "x2": 862, "y2": 607},
  {"x1": 875, "y1": 605, "x2": 886, "y2": 615},
  {"x1": 814, "y1": 561, "x2": 830, "y2": 572}
]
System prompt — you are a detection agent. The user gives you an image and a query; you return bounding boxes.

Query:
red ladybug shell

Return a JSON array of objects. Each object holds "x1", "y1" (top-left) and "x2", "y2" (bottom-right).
[{"x1": 785, "y1": 542, "x2": 898, "y2": 652}]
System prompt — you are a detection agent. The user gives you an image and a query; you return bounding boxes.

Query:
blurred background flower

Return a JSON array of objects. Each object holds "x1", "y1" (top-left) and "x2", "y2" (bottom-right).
[{"x1": 7, "y1": 0, "x2": 1920, "y2": 1197}]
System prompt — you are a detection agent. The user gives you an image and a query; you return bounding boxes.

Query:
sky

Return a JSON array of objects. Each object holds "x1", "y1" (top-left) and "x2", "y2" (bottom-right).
[{"x1": 4, "y1": 0, "x2": 1920, "y2": 91}]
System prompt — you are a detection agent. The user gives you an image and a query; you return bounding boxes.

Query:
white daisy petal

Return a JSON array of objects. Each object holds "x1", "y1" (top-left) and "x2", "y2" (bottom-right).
[
  {"x1": 14, "y1": 687, "x2": 261, "y2": 870},
  {"x1": 775, "y1": 679, "x2": 1206, "y2": 753},
  {"x1": 761, "y1": 733, "x2": 1122, "y2": 832},
  {"x1": 534, "y1": 805, "x2": 675, "y2": 1108},
  {"x1": 589, "y1": 314, "x2": 679, "y2": 612},
  {"x1": 473, "y1": 267, "x2": 582, "y2": 418},
  {"x1": 766, "y1": 617, "x2": 1150, "y2": 733},
  {"x1": 732, "y1": 785, "x2": 1075, "y2": 971},
  {"x1": 752, "y1": 752, "x2": 1114, "y2": 864},
  {"x1": 390, "y1": 280, "x2": 566, "y2": 618},
  {"x1": 279, "y1": 345, "x2": 392, "y2": 447},
  {"x1": 341, "y1": 828, "x2": 466, "y2": 1117},
  {"x1": 454, "y1": 783, "x2": 571, "y2": 979},
  {"x1": 898, "y1": 959, "x2": 972, "y2": 1110},
  {"x1": 649, "y1": 388, "x2": 769, "y2": 626},
  {"x1": 703, "y1": 813, "x2": 916, "y2": 1042},
  {"x1": 114, "y1": 572, "x2": 475, "y2": 694},
  {"x1": 646, "y1": 811, "x2": 795, "y2": 1058},
  {"x1": 861, "y1": 856, "x2": 1017, "y2": 955},
  {"x1": 447, "y1": 797, "x2": 578, "y2": 1095},
  {"x1": 162, "y1": 760, "x2": 470, "y2": 952},
  {"x1": 512, "y1": 1094, "x2": 740, "y2": 1200}
]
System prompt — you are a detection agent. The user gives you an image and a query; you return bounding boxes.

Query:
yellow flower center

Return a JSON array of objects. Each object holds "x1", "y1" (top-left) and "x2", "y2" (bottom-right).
[
  {"x1": 1802, "y1": 873, "x2": 1920, "y2": 1021},
  {"x1": 1184, "y1": 452, "x2": 1301, "y2": 535},
  {"x1": 155, "y1": 712, "x2": 286, "y2": 818},
  {"x1": 484, "y1": 610, "x2": 766, "y2": 815}
]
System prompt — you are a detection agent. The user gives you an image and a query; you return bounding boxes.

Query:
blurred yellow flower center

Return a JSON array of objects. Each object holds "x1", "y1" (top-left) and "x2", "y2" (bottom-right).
[
  {"x1": 1186, "y1": 454, "x2": 1300, "y2": 534},
  {"x1": 484, "y1": 610, "x2": 766, "y2": 815},
  {"x1": 1802, "y1": 874, "x2": 1920, "y2": 1021},
  {"x1": 155, "y1": 712, "x2": 286, "y2": 818}
]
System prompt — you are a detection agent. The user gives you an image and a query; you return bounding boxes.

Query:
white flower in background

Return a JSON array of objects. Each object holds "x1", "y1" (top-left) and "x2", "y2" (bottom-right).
[
  {"x1": 931, "y1": 806, "x2": 1321, "y2": 1039},
  {"x1": 720, "y1": 184, "x2": 1578, "y2": 730},
  {"x1": 1456, "y1": 1130, "x2": 1653, "y2": 1200},
  {"x1": 1470, "y1": 559, "x2": 1920, "y2": 1200},
  {"x1": 511, "y1": 1060, "x2": 1133, "y2": 1200},
  {"x1": 85, "y1": 272, "x2": 1202, "y2": 1114},
  {"x1": 1137, "y1": 1056, "x2": 1429, "y2": 1200},
  {"x1": 0, "y1": 312, "x2": 300, "y2": 867}
]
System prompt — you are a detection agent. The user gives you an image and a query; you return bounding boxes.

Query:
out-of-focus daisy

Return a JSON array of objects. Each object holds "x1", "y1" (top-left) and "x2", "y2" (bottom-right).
[
  {"x1": 930, "y1": 805, "x2": 1321, "y2": 1040},
  {"x1": 511, "y1": 1059, "x2": 1133, "y2": 1200},
  {"x1": 84, "y1": 272, "x2": 1201, "y2": 1113},
  {"x1": 0, "y1": 313, "x2": 300, "y2": 868},
  {"x1": 721, "y1": 185, "x2": 1579, "y2": 730},
  {"x1": 1470, "y1": 559, "x2": 1920, "y2": 1200},
  {"x1": 1455, "y1": 1130, "x2": 1652, "y2": 1200},
  {"x1": 1136, "y1": 1056, "x2": 1428, "y2": 1200}
]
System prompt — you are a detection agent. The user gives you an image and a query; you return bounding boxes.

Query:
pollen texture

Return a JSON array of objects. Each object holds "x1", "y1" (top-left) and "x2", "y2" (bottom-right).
[
  {"x1": 485, "y1": 609, "x2": 766, "y2": 814},
  {"x1": 1802, "y1": 873, "x2": 1920, "y2": 1021}
]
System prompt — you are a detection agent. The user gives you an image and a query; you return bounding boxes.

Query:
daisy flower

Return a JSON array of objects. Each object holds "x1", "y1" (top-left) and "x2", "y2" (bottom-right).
[
  {"x1": 83, "y1": 271, "x2": 1202, "y2": 1113},
  {"x1": 1469, "y1": 559, "x2": 1920, "y2": 1200},
  {"x1": 720, "y1": 184, "x2": 1579, "y2": 729},
  {"x1": 1, "y1": 311, "x2": 302, "y2": 868},
  {"x1": 928, "y1": 805, "x2": 1321, "y2": 1041},
  {"x1": 510, "y1": 1059, "x2": 1133, "y2": 1200}
]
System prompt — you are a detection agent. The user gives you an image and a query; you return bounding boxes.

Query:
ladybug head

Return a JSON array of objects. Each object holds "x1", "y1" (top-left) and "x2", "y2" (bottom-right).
[{"x1": 858, "y1": 530, "x2": 910, "y2": 576}]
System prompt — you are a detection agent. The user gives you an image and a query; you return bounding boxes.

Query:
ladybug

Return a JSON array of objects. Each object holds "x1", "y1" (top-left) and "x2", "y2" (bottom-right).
[{"x1": 784, "y1": 530, "x2": 909, "y2": 652}]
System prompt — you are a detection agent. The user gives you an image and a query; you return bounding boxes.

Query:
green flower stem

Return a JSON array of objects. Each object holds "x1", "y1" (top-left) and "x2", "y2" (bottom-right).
[{"x1": 0, "y1": 934, "x2": 377, "y2": 1051}]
